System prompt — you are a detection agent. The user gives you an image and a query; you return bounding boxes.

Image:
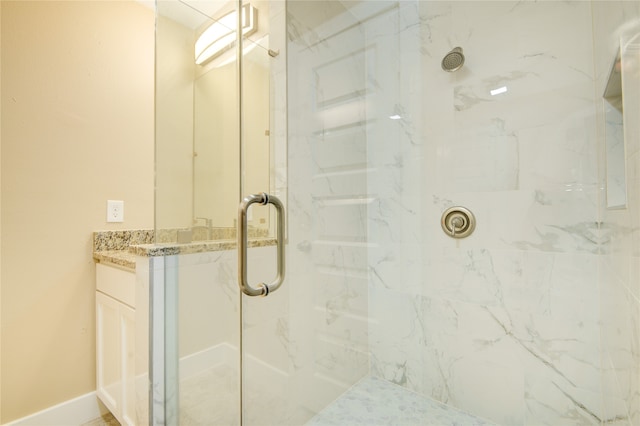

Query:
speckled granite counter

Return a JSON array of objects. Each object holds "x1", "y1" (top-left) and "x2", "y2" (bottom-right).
[
  {"x1": 93, "y1": 229, "x2": 275, "y2": 271},
  {"x1": 93, "y1": 249, "x2": 139, "y2": 271},
  {"x1": 130, "y1": 238, "x2": 276, "y2": 257},
  {"x1": 93, "y1": 230, "x2": 154, "y2": 271}
]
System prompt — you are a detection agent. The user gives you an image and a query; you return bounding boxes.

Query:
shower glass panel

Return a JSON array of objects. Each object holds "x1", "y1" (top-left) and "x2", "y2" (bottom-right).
[
  {"x1": 153, "y1": 0, "x2": 640, "y2": 425},
  {"x1": 155, "y1": 1, "x2": 242, "y2": 424},
  {"x1": 242, "y1": 1, "x2": 427, "y2": 424},
  {"x1": 154, "y1": 0, "x2": 433, "y2": 423}
]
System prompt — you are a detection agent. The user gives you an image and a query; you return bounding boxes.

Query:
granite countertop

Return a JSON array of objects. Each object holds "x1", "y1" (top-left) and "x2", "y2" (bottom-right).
[
  {"x1": 93, "y1": 249, "x2": 138, "y2": 271},
  {"x1": 93, "y1": 229, "x2": 276, "y2": 271},
  {"x1": 93, "y1": 230, "x2": 154, "y2": 271}
]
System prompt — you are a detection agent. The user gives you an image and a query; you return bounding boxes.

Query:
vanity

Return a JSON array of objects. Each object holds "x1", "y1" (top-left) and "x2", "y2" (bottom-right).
[
  {"x1": 95, "y1": 263, "x2": 136, "y2": 426},
  {"x1": 93, "y1": 230, "x2": 152, "y2": 426},
  {"x1": 92, "y1": 229, "x2": 276, "y2": 425}
]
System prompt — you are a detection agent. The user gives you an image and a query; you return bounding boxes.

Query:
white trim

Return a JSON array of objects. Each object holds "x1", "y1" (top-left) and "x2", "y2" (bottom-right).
[
  {"x1": 3, "y1": 343, "x2": 288, "y2": 426},
  {"x1": 179, "y1": 342, "x2": 235, "y2": 379},
  {"x1": 3, "y1": 392, "x2": 108, "y2": 426}
]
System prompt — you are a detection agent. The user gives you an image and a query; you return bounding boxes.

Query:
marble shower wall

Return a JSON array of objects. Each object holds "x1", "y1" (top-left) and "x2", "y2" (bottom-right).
[
  {"x1": 286, "y1": 1, "x2": 640, "y2": 425},
  {"x1": 592, "y1": 1, "x2": 640, "y2": 425},
  {"x1": 365, "y1": 1, "x2": 607, "y2": 425},
  {"x1": 286, "y1": 1, "x2": 373, "y2": 419}
]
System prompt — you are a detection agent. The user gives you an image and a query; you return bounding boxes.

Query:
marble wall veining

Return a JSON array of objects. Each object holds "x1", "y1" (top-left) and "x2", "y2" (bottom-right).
[
  {"x1": 592, "y1": 2, "x2": 640, "y2": 424},
  {"x1": 416, "y1": 2, "x2": 601, "y2": 424},
  {"x1": 147, "y1": 1, "x2": 639, "y2": 425},
  {"x1": 285, "y1": 1, "x2": 638, "y2": 425},
  {"x1": 286, "y1": 0, "x2": 373, "y2": 418}
]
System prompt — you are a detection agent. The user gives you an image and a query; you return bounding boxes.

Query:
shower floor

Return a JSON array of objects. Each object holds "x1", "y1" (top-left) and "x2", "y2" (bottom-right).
[
  {"x1": 179, "y1": 364, "x2": 493, "y2": 426},
  {"x1": 307, "y1": 376, "x2": 494, "y2": 426}
]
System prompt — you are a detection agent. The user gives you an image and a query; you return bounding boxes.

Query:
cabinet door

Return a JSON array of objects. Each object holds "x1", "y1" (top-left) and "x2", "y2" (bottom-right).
[
  {"x1": 121, "y1": 303, "x2": 137, "y2": 426},
  {"x1": 96, "y1": 292, "x2": 122, "y2": 418}
]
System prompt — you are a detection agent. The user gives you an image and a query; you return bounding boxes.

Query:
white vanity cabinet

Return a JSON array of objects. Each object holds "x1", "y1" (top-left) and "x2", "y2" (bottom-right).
[{"x1": 96, "y1": 263, "x2": 136, "y2": 426}]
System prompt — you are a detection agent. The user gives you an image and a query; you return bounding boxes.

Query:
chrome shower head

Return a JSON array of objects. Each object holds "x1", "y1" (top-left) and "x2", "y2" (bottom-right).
[{"x1": 442, "y1": 47, "x2": 465, "y2": 72}]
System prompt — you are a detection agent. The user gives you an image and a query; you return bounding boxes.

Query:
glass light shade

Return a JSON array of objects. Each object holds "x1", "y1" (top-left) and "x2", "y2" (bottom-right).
[{"x1": 194, "y1": 4, "x2": 257, "y2": 65}]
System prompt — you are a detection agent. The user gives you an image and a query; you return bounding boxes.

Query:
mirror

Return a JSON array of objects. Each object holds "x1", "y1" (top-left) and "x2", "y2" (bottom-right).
[
  {"x1": 154, "y1": 0, "x2": 273, "y2": 242},
  {"x1": 192, "y1": 41, "x2": 271, "y2": 236}
]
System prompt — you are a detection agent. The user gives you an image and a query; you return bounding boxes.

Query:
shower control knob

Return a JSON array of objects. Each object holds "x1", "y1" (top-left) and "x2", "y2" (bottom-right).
[{"x1": 441, "y1": 206, "x2": 476, "y2": 239}]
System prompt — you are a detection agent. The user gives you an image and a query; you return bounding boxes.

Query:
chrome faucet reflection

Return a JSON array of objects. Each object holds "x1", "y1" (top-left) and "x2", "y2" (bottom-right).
[{"x1": 193, "y1": 217, "x2": 212, "y2": 240}]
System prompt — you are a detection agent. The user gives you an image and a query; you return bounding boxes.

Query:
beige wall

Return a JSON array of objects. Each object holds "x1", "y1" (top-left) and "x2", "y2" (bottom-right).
[
  {"x1": 0, "y1": 1, "x2": 154, "y2": 422},
  {"x1": 193, "y1": 57, "x2": 270, "y2": 229},
  {"x1": 155, "y1": 14, "x2": 195, "y2": 231}
]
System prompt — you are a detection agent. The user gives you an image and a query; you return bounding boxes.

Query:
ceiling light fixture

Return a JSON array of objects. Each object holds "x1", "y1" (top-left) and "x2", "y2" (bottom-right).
[{"x1": 194, "y1": 3, "x2": 257, "y2": 65}]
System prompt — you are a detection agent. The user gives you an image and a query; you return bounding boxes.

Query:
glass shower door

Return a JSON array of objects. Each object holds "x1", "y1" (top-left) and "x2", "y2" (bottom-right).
[
  {"x1": 155, "y1": 1, "x2": 637, "y2": 425},
  {"x1": 236, "y1": 1, "x2": 292, "y2": 423},
  {"x1": 155, "y1": 0, "x2": 429, "y2": 424},
  {"x1": 241, "y1": 1, "x2": 425, "y2": 424},
  {"x1": 154, "y1": 0, "x2": 290, "y2": 424},
  {"x1": 155, "y1": 1, "x2": 244, "y2": 424}
]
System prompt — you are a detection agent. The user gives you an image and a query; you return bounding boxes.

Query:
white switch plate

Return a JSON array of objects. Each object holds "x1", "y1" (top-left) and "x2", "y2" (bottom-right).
[{"x1": 107, "y1": 200, "x2": 124, "y2": 223}]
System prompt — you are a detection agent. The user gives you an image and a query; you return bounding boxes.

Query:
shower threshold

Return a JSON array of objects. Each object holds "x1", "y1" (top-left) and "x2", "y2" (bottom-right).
[{"x1": 307, "y1": 376, "x2": 495, "y2": 426}]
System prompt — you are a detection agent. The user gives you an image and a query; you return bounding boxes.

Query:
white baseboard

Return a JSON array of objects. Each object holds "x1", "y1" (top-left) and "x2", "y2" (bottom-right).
[
  {"x1": 4, "y1": 343, "x2": 288, "y2": 426},
  {"x1": 178, "y1": 343, "x2": 288, "y2": 382},
  {"x1": 3, "y1": 392, "x2": 108, "y2": 426},
  {"x1": 179, "y1": 342, "x2": 235, "y2": 379}
]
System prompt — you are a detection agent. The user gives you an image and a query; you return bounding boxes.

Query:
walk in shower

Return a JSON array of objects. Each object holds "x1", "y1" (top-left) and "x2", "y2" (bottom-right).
[{"x1": 148, "y1": 1, "x2": 640, "y2": 424}]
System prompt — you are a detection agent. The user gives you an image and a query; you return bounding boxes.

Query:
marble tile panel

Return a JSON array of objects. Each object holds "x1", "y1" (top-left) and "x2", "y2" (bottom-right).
[
  {"x1": 368, "y1": 242, "x2": 422, "y2": 295},
  {"x1": 603, "y1": 101, "x2": 626, "y2": 208},
  {"x1": 421, "y1": 248, "x2": 521, "y2": 307},
  {"x1": 517, "y1": 120, "x2": 599, "y2": 192},
  {"x1": 311, "y1": 328, "x2": 369, "y2": 386},
  {"x1": 522, "y1": 365, "x2": 602, "y2": 425},
  {"x1": 311, "y1": 170, "x2": 368, "y2": 200},
  {"x1": 312, "y1": 126, "x2": 367, "y2": 173},
  {"x1": 243, "y1": 315, "x2": 292, "y2": 374},
  {"x1": 314, "y1": 200, "x2": 368, "y2": 242},
  {"x1": 600, "y1": 352, "x2": 631, "y2": 424},
  {"x1": 625, "y1": 151, "x2": 640, "y2": 258},
  {"x1": 415, "y1": 295, "x2": 525, "y2": 424},
  {"x1": 425, "y1": 188, "x2": 601, "y2": 255},
  {"x1": 450, "y1": 2, "x2": 594, "y2": 79},
  {"x1": 310, "y1": 241, "x2": 369, "y2": 272},
  {"x1": 442, "y1": 118, "x2": 519, "y2": 193},
  {"x1": 313, "y1": 270, "x2": 369, "y2": 323},
  {"x1": 177, "y1": 250, "x2": 238, "y2": 358},
  {"x1": 283, "y1": 2, "x2": 619, "y2": 426},
  {"x1": 242, "y1": 283, "x2": 288, "y2": 329},
  {"x1": 507, "y1": 189, "x2": 600, "y2": 254},
  {"x1": 369, "y1": 287, "x2": 430, "y2": 394},
  {"x1": 621, "y1": 31, "x2": 640, "y2": 158}
]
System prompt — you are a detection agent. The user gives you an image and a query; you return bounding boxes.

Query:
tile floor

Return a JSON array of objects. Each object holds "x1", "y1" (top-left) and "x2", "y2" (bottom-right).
[
  {"x1": 84, "y1": 373, "x2": 492, "y2": 426},
  {"x1": 81, "y1": 412, "x2": 120, "y2": 426},
  {"x1": 307, "y1": 376, "x2": 494, "y2": 426}
]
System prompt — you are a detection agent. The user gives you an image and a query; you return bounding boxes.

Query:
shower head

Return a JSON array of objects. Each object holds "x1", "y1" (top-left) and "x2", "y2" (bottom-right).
[{"x1": 441, "y1": 47, "x2": 465, "y2": 72}]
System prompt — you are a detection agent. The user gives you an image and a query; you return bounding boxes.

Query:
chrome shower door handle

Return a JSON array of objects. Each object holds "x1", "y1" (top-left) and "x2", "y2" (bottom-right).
[{"x1": 237, "y1": 193, "x2": 286, "y2": 297}]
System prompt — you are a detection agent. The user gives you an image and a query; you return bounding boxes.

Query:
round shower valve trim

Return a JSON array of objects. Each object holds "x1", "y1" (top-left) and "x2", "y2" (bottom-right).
[{"x1": 441, "y1": 206, "x2": 476, "y2": 238}]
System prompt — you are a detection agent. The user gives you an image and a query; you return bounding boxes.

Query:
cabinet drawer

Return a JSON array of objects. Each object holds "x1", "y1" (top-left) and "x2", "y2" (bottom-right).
[{"x1": 96, "y1": 263, "x2": 135, "y2": 308}]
